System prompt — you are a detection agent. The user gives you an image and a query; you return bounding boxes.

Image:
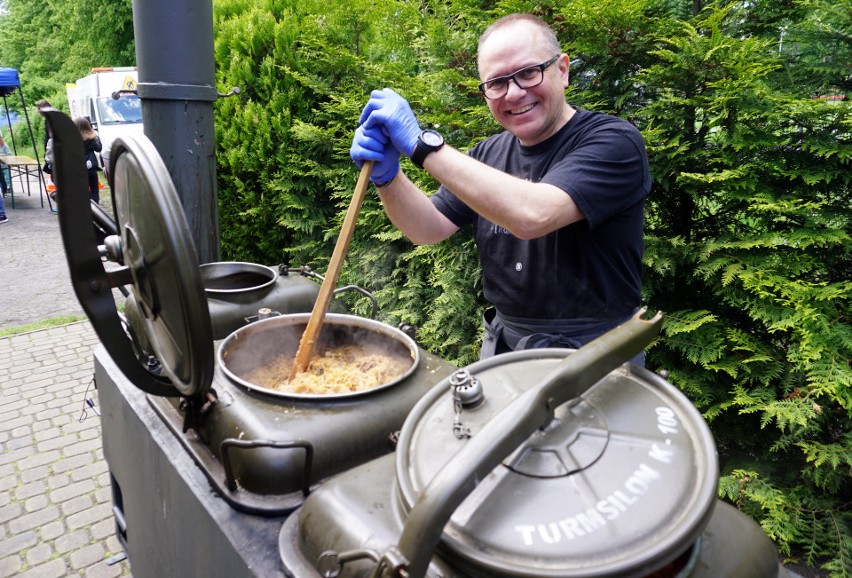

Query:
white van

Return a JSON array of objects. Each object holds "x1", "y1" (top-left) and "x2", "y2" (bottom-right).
[{"x1": 66, "y1": 67, "x2": 144, "y2": 173}]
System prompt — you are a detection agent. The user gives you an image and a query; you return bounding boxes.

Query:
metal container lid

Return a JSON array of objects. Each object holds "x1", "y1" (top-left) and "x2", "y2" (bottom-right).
[
  {"x1": 395, "y1": 348, "x2": 718, "y2": 577},
  {"x1": 47, "y1": 109, "x2": 213, "y2": 398},
  {"x1": 107, "y1": 134, "x2": 214, "y2": 397}
]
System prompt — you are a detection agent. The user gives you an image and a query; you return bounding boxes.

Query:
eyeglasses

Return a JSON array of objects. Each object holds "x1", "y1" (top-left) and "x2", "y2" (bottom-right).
[{"x1": 478, "y1": 55, "x2": 561, "y2": 100}]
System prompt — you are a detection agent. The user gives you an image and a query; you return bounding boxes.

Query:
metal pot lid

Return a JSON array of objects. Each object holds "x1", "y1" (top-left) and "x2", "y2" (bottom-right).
[
  {"x1": 108, "y1": 134, "x2": 214, "y2": 397},
  {"x1": 395, "y1": 349, "x2": 718, "y2": 577},
  {"x1": 218, "y1": 313, "x2": 420, "y2": 400},
  {"x1": 44, "y1": 109, "x2": 212, "y2": 398}
]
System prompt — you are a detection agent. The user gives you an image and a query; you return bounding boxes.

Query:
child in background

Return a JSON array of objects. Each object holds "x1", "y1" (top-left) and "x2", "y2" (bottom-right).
[{"x1": 73, "y1": 116, "x2": 102, "y2": 203}]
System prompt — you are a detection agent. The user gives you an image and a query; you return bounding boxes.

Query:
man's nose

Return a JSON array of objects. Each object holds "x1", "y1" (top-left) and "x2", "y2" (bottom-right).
[{"x1": 504, "y1": 78, "x2": 527, "y2": 100}]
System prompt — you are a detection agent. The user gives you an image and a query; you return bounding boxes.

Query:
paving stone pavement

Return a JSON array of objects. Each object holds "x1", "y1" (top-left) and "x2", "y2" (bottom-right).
[
  {"x1": 0, "y1": 185, "x2": 92, "y2": 329},
  {"x1": 1, "y1": 186, "x2": 132, "y2": 577}
]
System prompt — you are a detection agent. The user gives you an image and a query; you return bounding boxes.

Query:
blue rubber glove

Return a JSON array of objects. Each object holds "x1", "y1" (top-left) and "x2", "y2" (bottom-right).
[
  {"x1": 350, "y1": 125, "x2": 400, "y2": 184},
  {"x1": 358, "y1": 89, "x2": 421, "y2": 158}
]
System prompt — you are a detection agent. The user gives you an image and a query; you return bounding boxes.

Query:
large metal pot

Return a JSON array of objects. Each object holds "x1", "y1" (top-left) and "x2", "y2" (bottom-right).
[
  {"x1": 276, "y1": 313, "x2": 785, "y2": 577},
  {"x1": 143, "y1": 312, "x2": 445, "y2": 515},
  {"x1": 218, "y1": 312, "x2": 420, "y2": 399}
]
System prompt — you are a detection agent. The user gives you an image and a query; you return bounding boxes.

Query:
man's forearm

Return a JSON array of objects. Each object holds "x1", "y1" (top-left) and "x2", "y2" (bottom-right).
[
  {"x1": 376, "y1": 171, "x2": 458, "y2": 245},
  {"x1": 422, "y1": 145, "x2": 584, "y2": 240}
]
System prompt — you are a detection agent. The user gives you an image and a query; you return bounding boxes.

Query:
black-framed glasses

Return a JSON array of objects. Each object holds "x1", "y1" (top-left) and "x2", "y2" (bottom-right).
[{"x1": 478, "y1": 55, "x2": 561, "y2": 100}]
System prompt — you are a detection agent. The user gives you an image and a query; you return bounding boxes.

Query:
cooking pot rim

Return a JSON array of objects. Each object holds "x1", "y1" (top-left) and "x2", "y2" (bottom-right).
[
  {"x1": 217, "y1": 312, "x2": 421, "y2": 400},
  {"x1": 199, "y1": 261, "x2": 278, "y2": 295}
]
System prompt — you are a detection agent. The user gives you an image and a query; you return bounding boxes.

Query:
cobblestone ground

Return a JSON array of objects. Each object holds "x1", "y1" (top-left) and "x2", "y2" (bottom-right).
[
  {"x1": 1, "y1": 187, "x2": 132, "y2": 576},
  {"x1": 0, "y1": 323, "x2": 131, "y2": 577}
]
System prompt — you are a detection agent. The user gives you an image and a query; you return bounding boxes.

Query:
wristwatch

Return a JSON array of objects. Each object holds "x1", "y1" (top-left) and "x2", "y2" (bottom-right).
[{"x1": 411, "y1": 129, "x2": 444, "y2": 170}]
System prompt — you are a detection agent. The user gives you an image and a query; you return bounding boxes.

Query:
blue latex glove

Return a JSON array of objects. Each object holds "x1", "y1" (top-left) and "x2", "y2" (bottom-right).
[
  {"x1": 350, "y1": 125, "x2": 400, "y2": 184},
  {"x1": 358, "y1": 89, "x2": 421, "y2": 158}
]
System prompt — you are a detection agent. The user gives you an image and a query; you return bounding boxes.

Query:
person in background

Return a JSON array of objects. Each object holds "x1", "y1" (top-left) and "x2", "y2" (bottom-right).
[
  {"x1": 35, "y1": 99, "x2": 53, "y2": 163},
  {"x1": 73, "y1": 116, "x2": 102, "y2": 203},
  {"x1": 35, "y1": 100, "x2": 58, "y2": 209},
  {"x1": 36, "y1": 99, "x2": 53, "y2": 151},
  {"x1": 350, "y1": 13, "x2": 651, "y2": 363},
  {"x1": 0, "y1": 132, "x2": 11, "y2": 223},
  {"x1": 0, "y1": 185, "x2": 6, "y2": 224}
]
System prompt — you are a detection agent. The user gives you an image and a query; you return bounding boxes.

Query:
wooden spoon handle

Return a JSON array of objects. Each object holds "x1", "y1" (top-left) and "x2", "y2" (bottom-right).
[{"x1": 289, "y1": 161, "x2": 374, "y2": 380}]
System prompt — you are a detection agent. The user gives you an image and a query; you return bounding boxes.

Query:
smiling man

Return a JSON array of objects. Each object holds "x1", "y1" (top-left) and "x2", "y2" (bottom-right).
[{"x1": 351, "y1": 13, "x2": 651, "y2": 361}]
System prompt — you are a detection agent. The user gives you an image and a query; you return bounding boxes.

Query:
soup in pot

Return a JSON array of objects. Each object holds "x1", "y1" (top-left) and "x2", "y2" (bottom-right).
[{"x1": 243, "y1": 342, "x2": 412, "y2": 395}]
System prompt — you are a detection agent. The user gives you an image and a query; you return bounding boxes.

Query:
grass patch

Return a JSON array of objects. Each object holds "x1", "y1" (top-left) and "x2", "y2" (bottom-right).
[
  {"x1": 0, "y1": 315, "x2": 88, "y2": 337},
  {"x1": 0, "y1": 299, "x2": 125, "y2": 338}
]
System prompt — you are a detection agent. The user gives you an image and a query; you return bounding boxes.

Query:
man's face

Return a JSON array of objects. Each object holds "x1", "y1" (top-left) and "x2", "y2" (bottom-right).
[{"x1": 478, "y1": 22, "x2": 570, "y2": 146}]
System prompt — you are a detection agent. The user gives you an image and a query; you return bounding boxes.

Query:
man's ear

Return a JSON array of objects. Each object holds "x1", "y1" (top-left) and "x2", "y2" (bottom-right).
[{"x1": 559, "y1": 54, "x2": 571, "y2": 87}]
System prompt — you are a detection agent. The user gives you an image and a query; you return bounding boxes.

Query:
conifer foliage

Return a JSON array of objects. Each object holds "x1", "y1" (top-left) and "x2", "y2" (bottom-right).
[{"x1": 634, "y1": 3, "x2": 851, "y2": 572}]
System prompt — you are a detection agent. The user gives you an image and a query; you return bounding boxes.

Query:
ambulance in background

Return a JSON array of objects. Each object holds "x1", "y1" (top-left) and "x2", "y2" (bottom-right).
[{"x1": 66, "y1": 67, "x2": 144, "y2": 174}]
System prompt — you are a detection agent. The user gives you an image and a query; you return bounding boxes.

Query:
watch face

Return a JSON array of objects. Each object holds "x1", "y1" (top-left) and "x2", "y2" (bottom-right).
[{"x1": 422, "y1": 130, "x2": 443, "y2": 147}]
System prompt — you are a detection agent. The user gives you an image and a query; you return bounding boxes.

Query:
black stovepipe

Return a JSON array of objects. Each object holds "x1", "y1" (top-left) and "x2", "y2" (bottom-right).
[{"x1": 130, "y1": 0, "x2": 221, "y2": 264}]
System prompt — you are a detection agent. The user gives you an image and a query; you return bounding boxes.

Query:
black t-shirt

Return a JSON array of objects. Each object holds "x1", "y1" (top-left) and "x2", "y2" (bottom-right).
[{"x1": 432, "y1": 108, "x2": 651, "y2": 320}]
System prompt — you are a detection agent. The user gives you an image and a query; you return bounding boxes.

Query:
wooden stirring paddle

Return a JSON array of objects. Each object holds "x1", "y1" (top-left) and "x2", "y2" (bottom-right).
[{"x1": 289, "y1": 161, "x2": 374, "y2": 381}]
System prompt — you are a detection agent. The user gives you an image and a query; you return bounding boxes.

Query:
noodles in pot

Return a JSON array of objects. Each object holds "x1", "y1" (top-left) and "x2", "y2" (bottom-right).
[{"x1": 243, "y1": 343, "x2": 412, "y2": 395}]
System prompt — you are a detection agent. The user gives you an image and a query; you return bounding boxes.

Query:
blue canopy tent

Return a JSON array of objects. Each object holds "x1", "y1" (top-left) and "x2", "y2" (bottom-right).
[{"x1": 0, "y1": 66, "x2": 50, "y2": 208}]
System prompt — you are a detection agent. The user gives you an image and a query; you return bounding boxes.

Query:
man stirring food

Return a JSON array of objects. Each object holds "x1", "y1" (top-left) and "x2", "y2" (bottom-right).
[{"x1": 350, "y1": 13, "x2": 651, "y2": 362}]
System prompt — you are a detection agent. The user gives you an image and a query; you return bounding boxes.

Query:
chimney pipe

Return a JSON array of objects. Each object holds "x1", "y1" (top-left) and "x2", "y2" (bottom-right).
[{"x1": 131, "y1": 0, "x2": 221, "y2": 263}]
